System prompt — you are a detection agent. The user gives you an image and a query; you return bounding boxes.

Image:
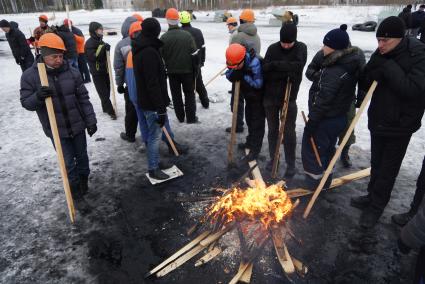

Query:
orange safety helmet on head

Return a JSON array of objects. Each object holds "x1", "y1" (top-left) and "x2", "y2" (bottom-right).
[
  {"x1": 226, "y1": 43, "x2": 246, "y2": 69},
  {"x1": 129, "y1": 21, "x2": 142, "y2": 38},
  {"x1": 39, "y1": 14, "x2": 49, "y2": 22},
  {"x1": 165, "y1": 8, "x2": 179, "y2": 20},
  {"x1": 226, "y1": 17, "x2": 238, "y2": 25},
  {"x1": 38, "y1": 33, "x2": 66, "y2": 51},
  {"x1": 132, "y1": 13, "x2": 144, "y2": 22},
  {"x1": 239, "y1": 9, "x2": 255, "y2": 22}
]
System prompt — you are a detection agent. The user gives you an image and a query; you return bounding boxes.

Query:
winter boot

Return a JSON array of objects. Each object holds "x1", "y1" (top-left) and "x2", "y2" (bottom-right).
[
  {"x1": 391, "y1": 210, "x2": 416, "y2": 226},
  {"x1": 109, "y1": 110, "x2": 117, "y2": 120},
  {"x1": 359, "y1": 206, "x2": 383, "y2": 229},
  {"x1": 148, "y1": 168, "x2": 170, "y2": 180},
  {"x1": 226, "y1": 127, "x2": 244, "y2": 133},
  {"x1": 71, "y1": 181, "x2": 83, "y2": 201},
  {"x1": 238, "y1": 142, "x2": 250, "y2": 151},
  {"x1": 120, "y1": 132, "x2": 136, "y2": 143},
  {"x1": 284, "y1": 165, "x2": 296, "y2": 178},
  {"x1": 350, "y1": 194, "x2": 371, "y2": 209},
  {"x1": 159, "y1": 160, "x2": 173, "y2": 170},
  {"x1": 199, "y1": 94, "x2": 210, "y2": 109},
  {"x1": 79, "y1": 175, "x2": 89, "y2": 196},
  {"x1": 187, "y1": 116, "x2": 200, "y2": 124},
  {"x1": 341, "y1": 145, "x2": 352, "y2": 168}
]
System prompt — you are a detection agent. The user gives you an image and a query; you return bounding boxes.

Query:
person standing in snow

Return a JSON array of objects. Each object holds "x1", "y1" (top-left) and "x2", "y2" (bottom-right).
[
  {"x1": 230, "y1": 9, "x2": 261, "y2": 55},
  {"x1": 226, "y1": 17, "x2": 238, "y2": 44},
  {"x1": 180, "y1": 11, "x2": 210, "y2": 109},
  {"x1": 30, "y1": 14, "x2": 52, "y2": 55},
  {"x1": 398, "y1": 5, "x2": 413, "y2": 35},
  {"x1": 65, "y1": 19, "x2": 91, "y2": 83},
  {"x1": 411, "y1": 4, "x2": 425, "y2": 36},
  {"x1": 351, "y1": 17, "x2": 425, "y2": 229},
  {"x1": 85, "y1": 22, "x2": 116, "y2": 120},
  {"x1": 20, "y1": 33, "x2": 97, "y2": 199},
  {"x1": 113, "y1": 15, "x2": 139, "y2": 143},
  {"x1": 0, "y1": 19, "x2": 34, "y2": 72},
  {"x1": 302, "y1": 24, "x2": 364, "y2": 190},
  {"x1": 225, "y1": 43, "x2": 265, "y2": 162},
  {"x1": 263, "y1": 23, "x2": 307, "y2": 177},
  {"x1": 55, "y1": 21, "x2": 79, "y2": 68}
]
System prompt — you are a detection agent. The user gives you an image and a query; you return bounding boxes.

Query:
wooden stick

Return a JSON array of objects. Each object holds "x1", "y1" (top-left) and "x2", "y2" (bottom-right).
[
  {"x1": 37, "y1": 63, "x2": 76, "y2": 223},
  {"x1": 240, "y1": 263, "x2": 253, "y2": 283},
  {"x1": 301, "y1": 111, "x2": 322, "y2": 168},
  {"x1": 162, "y1": 127, "x2": 179, "y2": 156},
  {"x1": 271, "y1": 225, "x2": 295, "y2": 274},
  {"x1": 205, "y1": 66, "x2": 227, "y2": 87},
  {"x1": 244, "y1": 149, "x2": 265, "y2": 187},
  {"x1": 106, "y1": 50, "x2": 118, "y2": 114},
  {"x1": 65, "y1": 4, "x2": 71, "y2": 27},
  {"x1": 272, "y1": 79, "x2": 292, "y2": 178},
  {"x1": 156, "y1": 244, "x2": 205, "y2": 277},
  {"x1": 303, "y1": 81, "x2": 378, "y2": 219},
  {"x1": 227, "y1": 81, "x2": 241, "y2": 164},
  {"x1": 200, "y1": 225, "x2": 234, "y2": 246},
  {"x1": 291, "y1": 255, "x2": 308, "y2": 277},
  {"x1": 145, "y1": 230, "x2": 210, "y2": 278},
  {"x1": 194, "y1": 246, "x2": 222, "y2": 267}
]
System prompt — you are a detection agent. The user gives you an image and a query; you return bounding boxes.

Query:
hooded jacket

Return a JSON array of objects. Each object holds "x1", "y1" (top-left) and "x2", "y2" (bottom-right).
[
  {"x1": 114, "y1": 16, "x2": 137, "y2": 86},
  {"x1": 306, "y1": 46, "x2": 365, "y2": 122},
  {"x1": 20, "y1": 58, "x2": 97, "y2": 138},
  {"x1": 56, "y1": 25, "x2": 78, "y2": 59},
  {"x1": 85, "y1": 22, "x2": 108, "y2": 76},
  {"x1": 230, "y1": 23, "x2": 261, "y2": 55},
  {"x1": 5, "y1": 21, "x2": 33, "y2": 64}
]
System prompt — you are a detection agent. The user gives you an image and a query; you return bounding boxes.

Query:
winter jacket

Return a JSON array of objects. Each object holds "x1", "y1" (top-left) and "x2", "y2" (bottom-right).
[
  {"x1": 306, "y1": 46, "x2": 365, "y2": 122},
  {"x1": 181, "y1": 23, "x2": 206, "y2": 65},
  {"x1": 132, "y1": 34, "x2": 170, "y2": 113},
  {"x1": 160, "y1": 26, "x2": 197, "y2": 74},
  {"x1": 71, "y1": 26, "x2": 85, "y2": 54},
  {"x1": 125, "y1": 50, "x2": 137, "y2": 104},
  {"x1": 226, "y1": 52, "x2": 263, "y2": 100},
  {"x1": 412, "y1": 10, "x2": 425, "y2": 29},
  {"x1": 5, "y1": 21, "x2": 34, "y2": 65},
  {"x1": 229, "y1": 29, "x2": 238, "y2": 45},
  {"x1": 85, "y1": 22, "x2": 108, "y2": 76},
  {"x1": 20, "y1": 59, "x2": 97, "y2": 138},
  {"x1": 56, "y1": 25, "x2": 78, "y2": 59},
  {"x1": 114, "y1": 16, "x2": 137, "y2": 87},
  {"x1": 230, "y1": 23, "x2": 261, "y2": 55},
  {"x1": 32, "y1": 25, "x2": 52, "y2": 52},
  {"x1": 263, "y1": 41, "x2": 307, "y2": 106},
  {"x1": 398, "y1": 8, "x2": 413, "y2": 29},
  {"x1": 360, "y1": 37, "x2": 425, "y2": 136},
  {"x1": 402, "y1": 198, "x2": 425, "y2": 250}
]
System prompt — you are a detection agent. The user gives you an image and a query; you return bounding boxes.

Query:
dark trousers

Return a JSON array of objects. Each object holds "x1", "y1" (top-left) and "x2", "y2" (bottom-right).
[
  {"x1": 367, "y1": 135, "x2": 411, "y2": 211},
  {"x1": 411, "y1": 157, "x2": 425, "y2": 213},
  {"x1": 78, "y1": 54, "x2": 91, "y2": 82},
  {"x1": 92, "y1": 73, "x2": 114, "y2": 114},
  {"x1": 265, "y1": 101, "x2": 297, "y2": 167},
  {"x1": 415, "y1": 247, "x2": 425, "y2": 284},
  {"x1": 244, "y1": 97, "x2": 265, "y2": 154},
  {"x1": 169, "y1": 73, "x2": 196, "y2": 123},
  {"x1": 196, "y1": 70, "x2": 209, "y2": 107},
  {"x1": 20, "y1": 54, "x2": 34, "y2": 72},
  {"x1": 230, "y1": 83, "x2": 244, "y2": 130},
  {"x1": 124, "y1": 89, "x2": 138, "y2": 139}
]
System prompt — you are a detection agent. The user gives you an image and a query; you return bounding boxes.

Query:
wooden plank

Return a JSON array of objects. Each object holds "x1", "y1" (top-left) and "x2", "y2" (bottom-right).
[
  {"x1": 194, "y1": 246, "x2": 222, "y2": 267},
  {"x1": 245, "y1": 149, "x2": 265, "y2": 187},
  {"x1": 239, "y1": 262, "x2": 253, "y2": 283},
  {"x1": 228, "y1": 81, "x2": 241, "y2": 164},
  {"x1": 200, "y1": 225, "x2": 234, "y2": 247},
  {"x1": 271, "y1": 226, "x2": 295, "y2": 274},
  {"x1": 291, "y1": 255, "x2": 308, "y2": 277},
  {"x1": 156, "y1": 244, "x2": 205, "y2": 277}
]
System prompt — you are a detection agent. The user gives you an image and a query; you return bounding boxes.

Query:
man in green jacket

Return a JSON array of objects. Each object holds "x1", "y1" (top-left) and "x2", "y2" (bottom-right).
[{"x1": 160, "y1": 8, "x2": 198, "y2": 123}]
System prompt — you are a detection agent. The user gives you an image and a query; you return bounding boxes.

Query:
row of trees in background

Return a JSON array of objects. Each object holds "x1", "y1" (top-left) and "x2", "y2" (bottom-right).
[{"x1": 0, "y1": 0, "x2": 103, "y2": 14}]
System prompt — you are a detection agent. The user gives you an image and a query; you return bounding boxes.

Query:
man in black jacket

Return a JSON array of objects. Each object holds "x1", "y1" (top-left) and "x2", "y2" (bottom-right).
[
  {"x1": 85, "y1": 22, "x2": 116, "y2": 120},
  {"x1": 263, "y1": 23, "x2": 307, "y2": 177},
  {"x1": 0, "y1": 20, "x2": 34, "y2": 72},
  {"x1": 132, "y1": 18, "x2": 170, "y2": 180},
  {"x1": 351, "y1": 17, "x2": 425, "y2": 229}
]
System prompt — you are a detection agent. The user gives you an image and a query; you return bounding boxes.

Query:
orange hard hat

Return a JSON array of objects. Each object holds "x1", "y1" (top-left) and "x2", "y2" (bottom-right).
[
  {"x1": 226, "y1": 17, "x2": 238, "y2": 25},
  {"x1": 240, "y1": 9, "x2": 255, "y2": 22},
  {"x1": 226, "y1": 43, "x2": 246, "y2": 68},
  {"x1": 38, "y1": 33, "x2": 66, "y2": 51},
  {"x1": 165, "y1": 8, "x2": 179, "y2": 20},
  {"x1": 39, "y1": 14, "x2": 49, "y2": 22},
  {"x1": 132, "y1": 13, "x2": 144, "y2": 22},
  {"x1": 63, "y1": 18, "x2": 73, "y2": 26},
  {"x1": 129, "y1": 21, "x2": 142, "y2": 38}
]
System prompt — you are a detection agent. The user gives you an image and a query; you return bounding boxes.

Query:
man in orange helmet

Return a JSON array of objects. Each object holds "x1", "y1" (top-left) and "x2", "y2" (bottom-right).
[
  {"x1": 226, "y1": 17, "x2": 238, "y2": 43},
  {"x1": 20, "y1": 33, "x2": 97, "y2": 200},
  {"x1": 30, "y1": 14, "x2": 51, "y2": 54},
  {"x1": 230, "y1": 9, "x2": 261, "y2": 55}
]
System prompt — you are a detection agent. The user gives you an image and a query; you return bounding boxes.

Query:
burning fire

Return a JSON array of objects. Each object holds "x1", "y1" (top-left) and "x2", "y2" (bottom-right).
[{"x1": 206, "y1": 180, "x2": 293, "y2": 230}]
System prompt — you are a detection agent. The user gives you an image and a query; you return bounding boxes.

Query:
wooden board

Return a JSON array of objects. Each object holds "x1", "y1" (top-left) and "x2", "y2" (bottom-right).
[
  {"x1": 239, "y1": 262, "x2": 253, "y2": 283},
  {"x1": 194, "y1": 246, "x2": 222, "y2": 267},
  {"x1": 271, "y1": 226, "x2": 295, "y2": 274}
]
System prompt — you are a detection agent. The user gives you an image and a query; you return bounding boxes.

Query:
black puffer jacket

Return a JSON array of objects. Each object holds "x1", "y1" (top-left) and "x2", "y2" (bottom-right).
[
  {"x1": 5, "y1": 21, "x2": 33, "y2": 64},
  {"x1": 263, "y1": 41, "x2": 307, "y2": 106},
  {"x1": 56, "y1": 25, "x2": 78, "y2": 59},
  {"x1": 360, "y1": 37, "x2": 425, "y2": 136},
  {"x1": 398, "y1": 8, "x2": 413, "y2": 29},
  {"x1": 132, "y1": 34, "x2": 170, "y2": 113},
  {"x1": 305, "y1": 47, "x2": 365, "y2": 122},
  {"x1": 20, "y1": 59, "x2": 97, "y2": 138},
  {"x1": 181, "y1": 23, "x2": 206, "y2": 65},
  {"x1": 85, "y1": 22, "x2": 108, "y2": 76}
]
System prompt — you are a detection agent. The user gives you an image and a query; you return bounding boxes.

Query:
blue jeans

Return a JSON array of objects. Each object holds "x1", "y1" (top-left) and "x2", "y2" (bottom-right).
[
  {"x1": 51, "y1": 131, "x2": 90, "y2": 186},
  {"x1": 142, "y1": 110, "x2": 162, "y2": 171}
]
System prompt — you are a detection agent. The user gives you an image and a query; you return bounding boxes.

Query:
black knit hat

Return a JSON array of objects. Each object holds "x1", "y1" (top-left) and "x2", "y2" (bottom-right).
[
  {"x1": 141, "y1": 18, "x2": 161, "y2": 38},
  {"x1": 0, "y1": 19, "x2": 10, "y2": 28},
  {"x1": 280, "y1": 23, "x2": 297, "y2": 43},
  {"x1": 376, "y1": 16, "x2": 405, "y2": 38},
  {"x1": 323, "y1": 24, "x2": 349, "y2": 50}
]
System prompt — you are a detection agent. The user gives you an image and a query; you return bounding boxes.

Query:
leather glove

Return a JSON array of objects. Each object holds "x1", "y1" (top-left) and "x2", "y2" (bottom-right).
[
  {"x1": 157, "y1": 113, "x2": 167, "y2": 128},
  {"x1": 104, "y1": 43, "x2": 111, "y2": 51},
  {"x1": 229, "y1": 69, "x2": 244, "y2": 82},
  {"x1": 36, "y1": 86, "x2": 56, "y2": 101},
  {"x1": 87, "y1": 124, "x2": 97, "y2": 137},
  {"x1": 117, "y1": 85, "x2": 125, "y2": 94},
  {"x1": 397, "y1": 238, "x2": 411, "y2": 254},
  {"x1": 304, "y1": 119, "x2": 319, "y2": 137}
]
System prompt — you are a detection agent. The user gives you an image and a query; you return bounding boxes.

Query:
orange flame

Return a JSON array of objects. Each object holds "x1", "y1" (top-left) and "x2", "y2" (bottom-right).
[{"x1": 207, "y1": 180, "x2": 293, "y2": 230}]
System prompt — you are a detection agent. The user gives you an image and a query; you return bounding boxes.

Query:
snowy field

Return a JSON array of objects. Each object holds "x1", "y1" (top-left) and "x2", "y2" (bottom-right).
[{"x1": 0, "y1": 5, "x2": 424, "y2": 283}]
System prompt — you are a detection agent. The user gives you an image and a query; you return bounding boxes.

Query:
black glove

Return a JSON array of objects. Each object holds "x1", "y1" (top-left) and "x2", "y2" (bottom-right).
[
  {"x1": 157, "y1": 113, "x2": 167, "y2": 128},
  {"x1": 366, "y1": 53, "x2": 388, "y2": 70},
  {"x1": 36, "y1": 86, "x2": 56, "y2": 101},
  {"x1": 104, "y1": 43, "x2": 111, "y2": 51},
  {"x1": 304, "y1": 119, "x2": 319, "y2": 137},
  {"x1": 229, "y1": 69, "x2": 244, "y2": 82},
  {"x1": 397, "y1": 238, "x2": 411, "y2": 254},
  {"x1": 87, "y1": 124, "x2": 97, "y2": 137},
  {"x1": 15, "y1": 58, "x2": 21, "y2": 65},
  {"x1": 117, "y1": 85, "x2": 125, "y2": 94}
]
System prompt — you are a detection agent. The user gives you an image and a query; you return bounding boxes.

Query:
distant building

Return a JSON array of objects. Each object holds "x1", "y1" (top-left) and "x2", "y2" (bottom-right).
[{"x1": 102, "y1": 0, "x2": 134, "y2": 9}]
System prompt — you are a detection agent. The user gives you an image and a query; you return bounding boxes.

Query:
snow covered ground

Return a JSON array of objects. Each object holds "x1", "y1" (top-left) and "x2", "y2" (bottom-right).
[{"x1": 0, "y1": 5, "x2": 423, "y2": 283}]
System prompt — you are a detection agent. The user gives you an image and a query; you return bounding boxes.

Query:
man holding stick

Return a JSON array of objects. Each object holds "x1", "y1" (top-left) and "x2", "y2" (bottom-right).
[
  {"x1": 351, "y1": 17, "x2": 425, "y2": 229},
  {"x1": 263, "y1": 23, "x2": 307, "y2": 177},
  {"x1": 20, "y1": 33, "x2": 97, "y2": 199}
]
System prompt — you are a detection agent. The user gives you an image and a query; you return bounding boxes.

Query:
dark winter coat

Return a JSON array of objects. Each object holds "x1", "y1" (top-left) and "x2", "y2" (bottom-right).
[
  {"x1": 398, "y1": 8, "x2": 413, "y2": 29},
  {"x1": 305, "y1": 47, "x2": 365, "y2": 122},
  {"x1": 114, "y1": 16, "x2": 137, "y2": 86},
  {"x1": 160, "y1": 26, "x2": 197, "y2": 74},
  {"x1": 230, "y1": 23, "x2": 261, "y2": 55},
  {"x1": 5, "y1": 21, "x2": 33, "y2": 65},
  {"x1": 402, "y1": 198, "x2": 425, "y2": 250},
  {"x1": 132, "y1": 34, "x2": 170, "y2": 113},
  {"x1": 85, "y1": 22, "x2": 108, "y2": 76},
  {"x1": 263, "y1": 41, "x2": 307, "y2": 106},
  {"x1": 181, "y1": 23, "x2": 206, "y2": 65},
  {"x1": 56, "y1": 25, "x2": 78, "y2": 59},
  {"x1": 412, "y1": 10, "x2": 425, "y2": 29},
  {"x1": 360, "y1": 37, "x2": 425, "y2": 136},
  {"x1": 20, "y1": 59, "x2": 97, "y2": 138}
]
